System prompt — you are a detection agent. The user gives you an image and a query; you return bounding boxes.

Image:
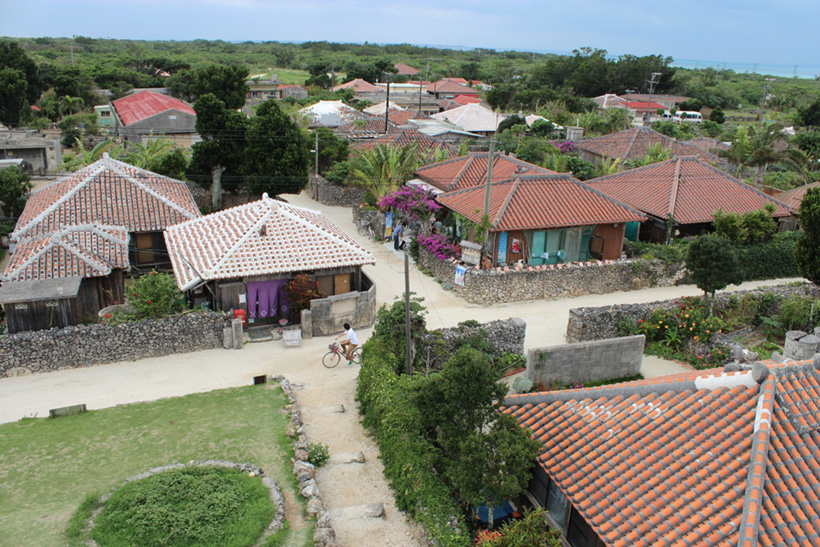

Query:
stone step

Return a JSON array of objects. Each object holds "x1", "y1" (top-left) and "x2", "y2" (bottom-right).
[{"x1": 326, "y1": 503, "x2": 384, "y2": 520}]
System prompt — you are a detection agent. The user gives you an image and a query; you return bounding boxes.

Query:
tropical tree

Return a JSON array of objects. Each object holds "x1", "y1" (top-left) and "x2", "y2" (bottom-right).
[
  {"x1": 311, "y1": 127, "x2": 349, "y2": 174},
  {"x1": 628, "y1": 142, "x2": 672, "y2": 168},
  {"x1": 189, "y1": 65, "x2": 249, "y2": 109},
  {"x1": 188, "y1": 93, "x2": 248, "y2": 209},
  {"x1": 123, "y1": 135, "x2": 179, "y2": 171},
  {"x1": 685, "y1": 234, "x2": 743, "y2": 312},
  {"x1": 717, "y1": 124, "x2": 807, "y2": 186},
  {"x1": 242, "y1": 99, "x2": 310, "y2": 196},
  {"x1": 58, "y1": 95, "x2": 85, "y2": 117},
  {"x1": 0, "y1": 166, "x2": 33, "y2": 217},
  {"x1": 597, "y1": 156, "x2": 622, "y2": 176},
  {"x1": 59, "y1": 137, "x2": 124, "y2": 172},
  {"x1": 796, "y1": 187, "x2": 820, "y2": 286},
  {"x1": 0, "y1": 68, "x2": 29, "y2": 126},
  {"x1": 347, "y1": 143, "x2": 420, "y2": 200}
]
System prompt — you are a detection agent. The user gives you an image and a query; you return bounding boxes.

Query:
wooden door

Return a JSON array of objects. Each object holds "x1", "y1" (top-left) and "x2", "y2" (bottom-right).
[{"x1": 333, "y1": 273, "x2": 352, "y2": 295}]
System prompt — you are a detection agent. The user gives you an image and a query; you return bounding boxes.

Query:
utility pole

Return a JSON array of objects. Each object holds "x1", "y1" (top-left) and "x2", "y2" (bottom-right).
[
  {"x1": 483, "y1": 138, "x2": 495, "y2": 243},
  {"x1": 384, "y1": 72, "x2": 391, "y2": 133},
  {"x1": 758, "y1": 78, "x2": 776, "y2": 130},
  {"x1": 645, "y1": 73, "x2": 662, "y2": 125},
  {"x1": 404, "y1": 252, "x2": 412, "y2": 375},
  {"x1": 313, "y1": 131, "x2": 320, "y2": 200}
]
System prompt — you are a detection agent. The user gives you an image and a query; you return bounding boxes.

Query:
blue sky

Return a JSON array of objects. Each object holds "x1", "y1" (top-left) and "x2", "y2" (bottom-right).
[{"x1": 2, "y1": 0, "x2": 818, "y2": 75}]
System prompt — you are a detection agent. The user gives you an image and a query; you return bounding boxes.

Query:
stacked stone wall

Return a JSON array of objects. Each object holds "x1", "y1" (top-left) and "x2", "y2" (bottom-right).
[{"x1": 1, "y1": 311, "x2": 228, "y2": 376}]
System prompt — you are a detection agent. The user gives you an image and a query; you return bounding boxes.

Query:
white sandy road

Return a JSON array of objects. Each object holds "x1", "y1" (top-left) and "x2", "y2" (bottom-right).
[{"x1": 0, "y1": 190, "x2": 800, "y2": 546}]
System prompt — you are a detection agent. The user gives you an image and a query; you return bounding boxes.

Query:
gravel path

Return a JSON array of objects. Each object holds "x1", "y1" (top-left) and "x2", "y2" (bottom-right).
[{"x1": 0, "y1": 191, "x2": 800, "y2": 546}]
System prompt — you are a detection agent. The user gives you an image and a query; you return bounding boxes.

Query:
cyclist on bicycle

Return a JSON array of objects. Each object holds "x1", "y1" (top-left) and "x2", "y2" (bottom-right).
[{"x1": 336, "y1": 323, "x2": 359, "y2": 365}]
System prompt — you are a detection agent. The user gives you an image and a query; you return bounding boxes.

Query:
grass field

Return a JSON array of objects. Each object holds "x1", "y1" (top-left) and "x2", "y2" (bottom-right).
[{"x1": 0, "y1": 385, "x2": 312, "y2": 546}]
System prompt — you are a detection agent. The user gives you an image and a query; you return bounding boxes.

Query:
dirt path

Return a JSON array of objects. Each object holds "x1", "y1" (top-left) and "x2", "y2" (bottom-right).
[{"x1": 0, "y1": 190, "x2": 802, "y2": 546}]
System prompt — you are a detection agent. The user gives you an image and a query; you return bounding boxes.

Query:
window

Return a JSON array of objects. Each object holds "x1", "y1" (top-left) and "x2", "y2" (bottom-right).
[
  {"x1": 529, "y1": 465, "x2": 549, "y2": 507},
  {"x1": 567, "y1": 505, "x2": 604, "y2": 547},
  {"x1": 100, "y1": 110, "x2": 111, "y2": 118},
  {"x1": 546, "y1": 480, "x2": 570, "y2": 530}
]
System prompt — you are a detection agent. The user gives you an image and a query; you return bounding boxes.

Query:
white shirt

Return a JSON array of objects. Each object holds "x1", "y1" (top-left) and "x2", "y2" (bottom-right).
[{"x1": 346, "y1": 328, "x2": 359, "y2": 345}]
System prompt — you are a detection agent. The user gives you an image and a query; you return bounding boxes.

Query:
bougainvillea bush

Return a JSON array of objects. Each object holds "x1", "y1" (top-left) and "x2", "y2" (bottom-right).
[
  {"x1": 284, "y1": 273, "x2": 325, "y2": 324},
  {"x1": 417, "y1": 234, "x2": 461, "y2": 260},
  {"x1": 377, "y1": 186, "x2": 441, "y2": 222}
]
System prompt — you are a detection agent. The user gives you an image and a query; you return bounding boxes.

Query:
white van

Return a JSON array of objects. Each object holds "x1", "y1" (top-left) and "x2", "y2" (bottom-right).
[{"x1": 673, "y1": 111, "x2": 703, "y2": 124}]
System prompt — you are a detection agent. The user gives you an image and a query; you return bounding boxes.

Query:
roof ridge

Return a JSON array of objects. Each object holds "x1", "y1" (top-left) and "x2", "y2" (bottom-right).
[
  {"x1": 59, "y1": 235, "x2": 113, "y2": 276},
  {"x1": 11, "y1": 161, "x2": 107, "y2": 239},
  {"x1": 203, "y1": 200, "x2": 274, "y2": 277},
  {"x1": 503, "y1": 369, "x2": 758, "y2": 406},
  {"x1": 453, "y1": 153, "x2": 476, "y2": 190},
  {"x1": 573, "y1": 177, "x2": 648, "y2": 220},
  {"x1": 736, "y1": 373, "x2": 776, "y2": 547},
  {"x1": 624, "y1": 127, "x2": 644, "y2": 158},
  {"x1": 494, "y1": 176, "x2": 521, "y2": 227},
  {"x1": 104, "y1": 158, "x2": 199, "y2": 220},
  {"x1": 667, "y1": 157, "x2": 683, "y2": 219}
]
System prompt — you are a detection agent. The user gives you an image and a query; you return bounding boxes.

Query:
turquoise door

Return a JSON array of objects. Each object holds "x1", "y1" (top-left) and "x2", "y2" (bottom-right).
[{"x1": 530, "y1": 231, "x2": 547, "y2": 265}]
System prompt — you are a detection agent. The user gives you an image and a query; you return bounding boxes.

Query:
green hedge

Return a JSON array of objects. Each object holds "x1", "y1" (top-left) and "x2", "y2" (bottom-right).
[
  {"x1": 356, "y1": 339, "x2": 470, "y2": 547},
  {"x1": 734, "y1": 231, "x2": 799, "y2": 281}
]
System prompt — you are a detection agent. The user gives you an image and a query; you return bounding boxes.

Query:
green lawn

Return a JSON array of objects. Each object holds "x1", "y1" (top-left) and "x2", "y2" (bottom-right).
[{"x1": 0, "y1": 385, "x2": 312, "y2": 546}]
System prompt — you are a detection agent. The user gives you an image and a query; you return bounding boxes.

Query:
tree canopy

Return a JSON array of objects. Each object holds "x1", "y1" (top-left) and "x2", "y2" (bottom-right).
[
  {"x1": 685, "y1": 234, "x2": 743, "y2": 301},
  {"x1": 189, "y1": 65, "x2": 250, "y2": 110},
  {"x1": 796, "y1": 187, "x2": 820, "y2": 286}
]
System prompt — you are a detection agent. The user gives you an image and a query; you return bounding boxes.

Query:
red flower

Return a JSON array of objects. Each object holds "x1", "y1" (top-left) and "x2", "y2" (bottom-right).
[{"x1": 147, "y1": 300, "x2": 152, "y2": 304}]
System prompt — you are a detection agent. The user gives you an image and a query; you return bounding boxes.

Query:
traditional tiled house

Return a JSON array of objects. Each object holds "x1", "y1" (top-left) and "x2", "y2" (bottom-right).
[
  {"x1": 435, "y1": 173, "x2": 646, "y2": 266},
  {"x1": 11, "y1": 154, "x2": 201, "y2": 271},
  {"x1": 334, "y1": 116, "x2": 401, "y2": 141},
  {"x1": 0, "y1": 224, "x2": 129, "y2": 332},
  {"x1": 585, "y1": 156, "x2": 790, "y2": 241},
  {"x1": 431, "y1": 103, "x2": 505, "y2": 137},
  {"x1": 414, "y1": 153, "x2": 555, "y2": 193},
  {"x1": 504, "y1": 359, "x2": 820, "y2": 547},
  {"x1": 574, "y1": 127, "x2": 719, "y2": 165},
  {"x1": 164, "y1": 194, "x2": 376, "y2": 330},
  {"x1": 298, "y1": 100, "x2": 369, "y2": 128},
  {"x1": 351, "y1": 129, "x2": 456, "y2": 159}
]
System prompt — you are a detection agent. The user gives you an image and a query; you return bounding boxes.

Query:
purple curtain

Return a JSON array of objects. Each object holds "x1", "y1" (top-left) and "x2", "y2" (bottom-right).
[{"x1": 247, "y1": 280, "x2": 288, "y2": 319}]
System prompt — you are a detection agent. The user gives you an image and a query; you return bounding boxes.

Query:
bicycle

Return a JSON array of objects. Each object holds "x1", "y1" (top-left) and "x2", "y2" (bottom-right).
[
  {"x1": 323, "y1": 342, "x2": 362, "y2": 368},
  {"x1": 357, "y1": 219, "x2": 375, "y2": 240}
]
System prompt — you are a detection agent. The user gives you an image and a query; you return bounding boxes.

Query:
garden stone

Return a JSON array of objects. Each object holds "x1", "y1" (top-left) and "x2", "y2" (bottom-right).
[
  {"x1": 294, "y1": 448, "x2": 309, "y2": 461},
  {"x1": 316, "y1": 511, "x2": 332, "y2": 529},
  {"x1": 441, "y1": 281, "x2": 454, "y2": 291},
  {"x1": 300, "y1": 480, "x2": 320, "y2": 498},
  {"x1": 306, "y1": 497, "x2": 324, "y2": 515},
  {"x1": 313, "y1": 527, "x2": 337, "y2": 547},
  {"x1": 511, "y1": 375, "x2": 533, "y2": 394}
]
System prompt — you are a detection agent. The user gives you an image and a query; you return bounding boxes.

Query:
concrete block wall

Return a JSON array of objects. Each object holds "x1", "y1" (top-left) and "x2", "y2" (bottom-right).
[
  {"x1": 527, "y1": 335, "x2": 645, "y2": 386},
  {"x1": 307, "y1": 282, "x2": 377, "y2": 337}
]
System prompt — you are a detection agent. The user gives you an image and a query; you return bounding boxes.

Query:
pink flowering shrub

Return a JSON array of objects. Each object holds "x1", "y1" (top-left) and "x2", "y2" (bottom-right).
[
  {"x1": 417, "y1": 234, "x2": 460, "y2": 260},
  {"x1": 377, "y1": 186, "x2": 440, "y2": 222},
  {"x1": 554, "y1": 141, "x2": 575, "y2": 154}
]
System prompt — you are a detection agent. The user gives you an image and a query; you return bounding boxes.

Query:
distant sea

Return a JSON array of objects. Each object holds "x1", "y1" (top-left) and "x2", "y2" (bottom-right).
[{"x1": 672, "y1": 58, "x2": 820, "y2": 80}]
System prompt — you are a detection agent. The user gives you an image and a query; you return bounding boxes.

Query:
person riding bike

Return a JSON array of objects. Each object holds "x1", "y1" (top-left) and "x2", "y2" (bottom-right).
[{"x1": 336, "y1": 323, "x2": 359, "y2": 365}]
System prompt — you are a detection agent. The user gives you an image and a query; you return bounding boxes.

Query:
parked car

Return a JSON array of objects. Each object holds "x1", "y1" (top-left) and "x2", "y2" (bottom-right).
[{"x1": 673, "y1": 111, "x2": 703, "y2": 124}]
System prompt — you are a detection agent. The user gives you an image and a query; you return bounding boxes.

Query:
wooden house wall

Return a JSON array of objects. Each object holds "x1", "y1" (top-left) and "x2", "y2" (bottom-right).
[
  {"x1": 3, "y1": 299, "x2": 77, "y2": 334},
  {"x1": 76, "y1": 272, "x2": 125, "y2": 319},
  {"x1": 495, "y1": 230, "x2": 529, "y2": 265},
  {"x1": 591, "y1": 224, "x2": 627, "y2": 260}
]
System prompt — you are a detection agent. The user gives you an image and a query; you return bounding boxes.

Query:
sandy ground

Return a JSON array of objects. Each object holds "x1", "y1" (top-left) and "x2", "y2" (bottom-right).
[{"x1": 0, "y1": 190, "x2": 801, "y2": 546}]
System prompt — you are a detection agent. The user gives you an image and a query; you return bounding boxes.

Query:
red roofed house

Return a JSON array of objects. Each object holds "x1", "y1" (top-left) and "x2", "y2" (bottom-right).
[
  {"x1": 111, "y1": 90, "x2": 199, "y2": 147},
  {"x1": 427, "y1": 79, "x2": 480, "y2": 100},
  {"x1": 586, "y1": 156, "x2": 790, "y2": 241},
  {"x1": 164, "y1": 194, "x2": 376, "y2": 332},
  {"x1": 394, "y1": 63, "x2": 420, "y2": 76},
  {"x1": 435, "y1": 172, "x2": 646, "y2": 266},
  {"x1": 0, "y1": 224, "x2": 130, "y2": 332},
  {"x1": 331, "y1": 78, "x2": 381, "y2": 95},
  {"x1": 504, "y1": 358, "x2": 820, "y2": 547},
  {"x1": 12, "y1": 154, "x2": 201, "y2": 272},
  {"x1": 352, "y1": 129, "x2": 456, "y2": 159},
  {"x1": 574, "y1": 127, "x2": 719, "y2": 166},
  {"x1": 415, "y1": 152, "x2": 554, "y2": 193}
]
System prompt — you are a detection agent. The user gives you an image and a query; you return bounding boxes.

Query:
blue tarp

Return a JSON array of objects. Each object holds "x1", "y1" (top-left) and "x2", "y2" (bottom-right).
[{"x1": 476, "y1": 501, "x2": 514, "y2": 523}]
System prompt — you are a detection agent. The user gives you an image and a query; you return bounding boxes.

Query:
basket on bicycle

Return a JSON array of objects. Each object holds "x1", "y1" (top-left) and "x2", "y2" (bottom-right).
[{"x1": 328, "y1": 343, "x2": 338, "y2": 351}]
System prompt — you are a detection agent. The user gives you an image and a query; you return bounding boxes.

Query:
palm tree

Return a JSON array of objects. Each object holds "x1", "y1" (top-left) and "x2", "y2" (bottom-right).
[
  {"x1": 124, "y1": 135, "x2": 182, "y2": 172},
  {"x1": 59, "y1": 137, "x2": 124, "y2": 172},
  {"x1": 348, "y1": 143, "x2": 420, "y2": 200},
  {"x1": 597, "y1": 156, "x2": 622, "y2": 176},
  {"x1": 58, "y1": 95, "x2": 85, "y2": 117},
  {"x1": 716, "y1": 124, "x2": 807, "y2": 186},
  {"x1": 628, "y1": 142, "x2": 671, "y2": 168}
]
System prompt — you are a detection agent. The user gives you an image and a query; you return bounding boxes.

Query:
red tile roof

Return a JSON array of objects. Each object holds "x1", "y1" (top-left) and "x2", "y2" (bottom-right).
[
  {"x1": 435, "y1": 174, "x2": 646, "y2": 231},
  {"x1": 772, "y1": 182, "x2": 820, "y2": 212},
  {"x1": 427, "y1": 80, "x2": 479, "y2": 95},
  {"x1": 394, "y1": 63, "x2": 420, "y2": 75},
  {"x1": 504, "y1": 359, "x2": 820, "y2": 547},
  {"x1": 388, "y1": 110, "x2": 431, "y2": 125},
  {"x1": 331, "y1": 78, "x2": 380, "y2": 93},
  {"x1": 626, "y1": 101, "x2": 666, "y2": 111},
  {"x1": 685, "y1": 137, "x2": 730, "y2": 154},
  {"x1": 3, "y1": 224, "x2": 129, "y2": 282},
  {"x1": 586, "y1": 156, "x2": 791, "y2": 224},
  {"x1": 335, "y1": 115, "x2": 401, "y2": 139},
  {"x1": 351, "y1": 129, "x2": 456, "y2": 158},
  {"x1": 416, "y1": 153, "x2": 555, "y2": 192},
  {"x1": 12, "y1": 155, "x2": 201, "y2": 240},
  {"x1": 576, "y1": 127, "x2": 719, "y2": 163},
  {"x1": 164, "y1": 194, "x2": 375, "y2": 291},
  {"x1": 112, "y1": 91, "x2": 195, "y2": 127},
  {"x1": 453, "y1": 94, "x2": 483, "y2": 105}
]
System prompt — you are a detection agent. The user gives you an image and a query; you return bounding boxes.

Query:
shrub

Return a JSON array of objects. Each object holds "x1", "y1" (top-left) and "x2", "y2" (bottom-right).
[
  {"x1": 418, "y1": 233, "x2": 461, "y2": 260},
  {"x1": 91, "y1": 465, "x2": 273, "y2": 547},
  {"x1": 307, "y1": 443, "x2": 330, "y2": 467},
  {"x1": 128, "y1": 271, "x2": 183, "y2": 319},
  {"x1": 284, "y1": 273, "x2": 325, "y2": 324},
  {"x1": 734, "y1": 231, "x2": 799, "y2": 281},
  {"x1": 477, "y1": 508, "x2": 562, "y2": 547},
  {"x1": 377, "y1": 186, "x2": 441, "y2": 222},
  {"x1": 778, "y1": 296, "x2": 819, "y2": 331}
]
